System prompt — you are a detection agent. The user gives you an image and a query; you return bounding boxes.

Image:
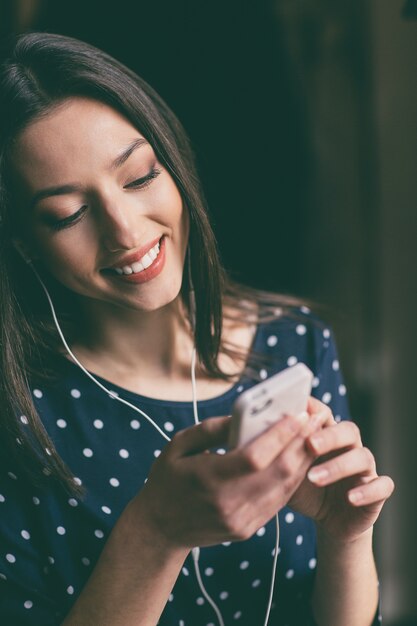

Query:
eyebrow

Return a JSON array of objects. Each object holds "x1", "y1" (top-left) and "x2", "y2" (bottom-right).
[{"x1": 30, "y1": 137, "x2": 149, "y2": 209}]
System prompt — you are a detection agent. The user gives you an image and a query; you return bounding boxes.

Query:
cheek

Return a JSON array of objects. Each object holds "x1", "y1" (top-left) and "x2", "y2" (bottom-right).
[
  {"x1": 33, "y1": 226, "x2": 98, "y2": 285},
  {"x1": 155, "y1": 175, "x2": 184, "y2": 222}
]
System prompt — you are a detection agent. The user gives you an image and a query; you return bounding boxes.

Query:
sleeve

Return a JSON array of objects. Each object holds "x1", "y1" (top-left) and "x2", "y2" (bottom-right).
[{"x1": 306, "y1": 322, "x2": 382, "y2": 626}]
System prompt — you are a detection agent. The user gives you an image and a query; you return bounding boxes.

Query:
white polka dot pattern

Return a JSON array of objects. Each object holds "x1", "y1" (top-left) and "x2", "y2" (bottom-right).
[
  {"x1": 296, "y1": 324, "x2": 307, "y2": 335},
  {"x1": 0, "y1": 315, "x2": 376, "y2": 625},
  {"x1": 266, "y1": 334, "x2": 278, "y2": 347}
]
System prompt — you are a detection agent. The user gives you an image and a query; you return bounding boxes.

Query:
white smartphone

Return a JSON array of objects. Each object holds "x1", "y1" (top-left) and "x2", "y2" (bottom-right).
[{"x1": 228, "y1": 363, "x2": 314, "y2": 448}]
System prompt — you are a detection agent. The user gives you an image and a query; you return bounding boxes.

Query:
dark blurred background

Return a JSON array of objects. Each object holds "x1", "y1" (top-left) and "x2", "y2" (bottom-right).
[{"x1": 1, "y1": 0, "x2": 416, "y2": 623}]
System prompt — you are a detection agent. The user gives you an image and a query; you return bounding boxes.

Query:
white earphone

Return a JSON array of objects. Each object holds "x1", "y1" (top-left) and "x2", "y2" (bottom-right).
[
  {"x1": 13, "y1": 242, "x2": 279, "y2": 626},
  {"x1": 13, "y1": 240, "x2": 33, "y2": 265}
]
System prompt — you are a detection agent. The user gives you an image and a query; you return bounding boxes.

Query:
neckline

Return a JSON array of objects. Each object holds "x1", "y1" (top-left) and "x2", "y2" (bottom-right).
[{"x1": 62, "y1": 321, "x2": 263, "y2": 408}]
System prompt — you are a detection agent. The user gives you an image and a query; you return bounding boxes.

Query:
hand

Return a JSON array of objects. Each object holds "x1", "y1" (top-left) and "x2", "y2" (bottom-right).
[
  {"x1": 132, "y1": 409, "x2": 328, "y2": 550},
  {"x1": 288, "y1": 397, "x2": 395, "y2": 542}
]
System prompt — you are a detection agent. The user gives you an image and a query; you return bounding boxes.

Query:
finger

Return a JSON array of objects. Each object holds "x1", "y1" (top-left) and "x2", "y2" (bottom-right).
[
  {"x1": 306, "y1": 397, "x2": 336, "y2": 428},
  {"x1": 272, "y1": 408, "x2": 331, "y2": 475},
  {"x1": 307, "y1": 446, "x2": 376, "y2": 486},
  {"x1": 169, "y1": 416, "x2": 231, "y2": 457},
  {"x1": 223, "y1": 411, "x2": 310, "y2": 475},
  {"x1": 252, "y1": 409, "x2": 333, "y2": 483},
  {"x1": 347, "y1": 475, "x2": 396, "y2": 506},
  {"x1": 307, "y1": 420, "x2": 362, "y2": 456},
  {"x1": 300, "y1": 407, "x2": 335, "y2": 438}
]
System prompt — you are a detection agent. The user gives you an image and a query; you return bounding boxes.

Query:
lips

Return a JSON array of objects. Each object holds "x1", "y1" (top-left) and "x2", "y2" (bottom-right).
[
  {"x1": 102, "y1": 235, "x2": 167, "y2": 284},
  {"x1": 104, "y1": 235, "x2": 163, "y2": 271}
]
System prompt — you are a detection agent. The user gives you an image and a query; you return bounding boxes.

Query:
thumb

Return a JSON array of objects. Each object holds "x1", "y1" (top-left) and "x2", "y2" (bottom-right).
[{"x1": 169, "y1": 415, "x2": 231, "y2": 457}]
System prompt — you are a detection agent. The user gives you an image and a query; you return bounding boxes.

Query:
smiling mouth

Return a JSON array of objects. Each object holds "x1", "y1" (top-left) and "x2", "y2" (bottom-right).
[
  {"x1": 101, "y1": 236, "x2": 166, "y2": 283},
  {"x1": 101, "y1": 237, "x2": 164, "y2": 276}
]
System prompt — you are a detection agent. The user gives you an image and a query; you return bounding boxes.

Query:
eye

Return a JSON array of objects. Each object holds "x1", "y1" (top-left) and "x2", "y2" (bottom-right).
[
  {"x1": 48, "y1": 206, "x2": 88, "y2": 232},
  {"x1": 124, "y1": 167, "x2": 162, "y2": 190},
  {"x1": 47, "y1": 167, "x2": 162, "y2": 232}
]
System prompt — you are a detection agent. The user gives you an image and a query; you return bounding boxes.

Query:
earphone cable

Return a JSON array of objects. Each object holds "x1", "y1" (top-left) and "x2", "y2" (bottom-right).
[
  {"x1": 26, "y1": 257, "x2": 279, "y2": 626},
  {"x1": 264, "y1": 513, "x2": 280, "y2": 626},
  {"x1": 27, "y1": 261, "x2": 171, "y2": 443}
]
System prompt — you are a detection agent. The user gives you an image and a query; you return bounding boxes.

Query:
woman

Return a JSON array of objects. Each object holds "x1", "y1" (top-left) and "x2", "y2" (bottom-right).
[{"x1": 0, "y1": 32, "x2": 394, "y2": 626}]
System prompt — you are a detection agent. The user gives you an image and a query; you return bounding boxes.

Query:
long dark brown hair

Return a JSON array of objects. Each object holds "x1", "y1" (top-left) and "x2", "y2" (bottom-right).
[{"x1": 0, "y1": 32, "x2": 314, "y2": 495}]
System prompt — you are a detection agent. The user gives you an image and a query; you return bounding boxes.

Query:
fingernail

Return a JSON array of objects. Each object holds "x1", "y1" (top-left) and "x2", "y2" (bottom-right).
[
  {"x1": 310, "y1": 411, "x2": 327, "y2": 429},
  {"x1": 348, "y1": 491, "x2": 363, "y2": 503},
  {"x1": 295, "y1": 411, "x2": 309, "y2": 424},
  {"x1": 309, "y1": 435, "x2": 323, "y2": 451},
  {"x1": 308, "y1": 467, "x2": 329, "y2": 483}
]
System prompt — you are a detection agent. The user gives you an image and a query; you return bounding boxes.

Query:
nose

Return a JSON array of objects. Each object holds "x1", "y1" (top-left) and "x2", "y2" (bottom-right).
[{"x1": 96, "y1": 195, "x2": 142, "y2": 252}]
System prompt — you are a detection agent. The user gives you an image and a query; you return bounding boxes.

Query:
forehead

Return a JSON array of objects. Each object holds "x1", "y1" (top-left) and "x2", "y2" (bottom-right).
[{"x1": 10, "y1": 97, "x2": 146, "y2": 191}]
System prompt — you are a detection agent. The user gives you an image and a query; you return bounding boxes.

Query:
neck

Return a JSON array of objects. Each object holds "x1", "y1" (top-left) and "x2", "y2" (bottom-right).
[{"x1": 70, "y1": 295, "x2": 195, "y2": 381}]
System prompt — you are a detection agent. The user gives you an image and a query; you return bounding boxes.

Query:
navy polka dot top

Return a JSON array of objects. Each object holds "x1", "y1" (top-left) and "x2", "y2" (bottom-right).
[{"x1": 0, "y1": 308, "x2": 382, "y2": 625}]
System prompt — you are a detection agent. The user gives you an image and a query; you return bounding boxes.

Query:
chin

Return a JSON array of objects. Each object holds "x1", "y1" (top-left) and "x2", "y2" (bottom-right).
[{"x1": 127, "y1": 283, "x2": 183, "y2": 314}]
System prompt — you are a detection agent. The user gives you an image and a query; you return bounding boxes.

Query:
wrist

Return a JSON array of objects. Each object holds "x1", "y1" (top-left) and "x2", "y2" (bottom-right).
[
  {"x1": 315, "y1": 524, "x2": 375, "y2": 570},
  {"x1": 120, "y1": 494, "x2": 190, "y2": 562},
  {"x1": 315, "y1": 522, "x2": 374, "y2": 548}
]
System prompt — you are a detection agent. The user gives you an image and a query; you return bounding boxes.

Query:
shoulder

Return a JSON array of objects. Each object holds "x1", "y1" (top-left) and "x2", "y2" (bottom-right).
[
  {"x1": 257, "y1": 304, "x2": 335, "y2": 364},
  {"x1": 254, "y1": 305, "x2": 351, "y2": 421}
]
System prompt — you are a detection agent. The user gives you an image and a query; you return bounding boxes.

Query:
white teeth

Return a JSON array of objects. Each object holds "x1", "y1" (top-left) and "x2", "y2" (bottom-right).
[
  {"x1": 141, "y1": 253, "x2": 153, "y2": 269},
  {"x1": 131, "y1": 260, "x2": 144, "y2": 273},
  {"x1": 113, "y1": 240, "x2": 161, "y2": 275}
]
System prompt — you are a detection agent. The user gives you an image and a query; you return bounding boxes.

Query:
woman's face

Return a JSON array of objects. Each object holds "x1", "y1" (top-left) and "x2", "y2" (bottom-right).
[{"x1": 10, "y1": 97, "x2": 189, "y2": 313}]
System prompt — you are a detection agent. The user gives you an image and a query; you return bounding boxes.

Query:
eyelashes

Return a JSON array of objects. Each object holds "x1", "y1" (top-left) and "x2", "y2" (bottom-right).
[
  {"x1": 48, "y1": 167, "x2": 162, "y2": 232},
  {"x1": 124, "y1": 167, "x2": 161, "y2": 190}
]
